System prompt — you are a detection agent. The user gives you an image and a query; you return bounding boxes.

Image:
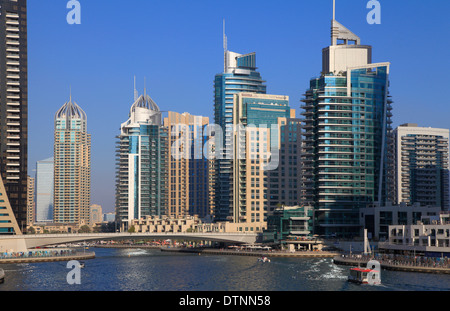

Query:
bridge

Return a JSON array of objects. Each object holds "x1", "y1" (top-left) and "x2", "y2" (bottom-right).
[{"x1": 0, "y1": 232, "x2": 260, "y2": 252}]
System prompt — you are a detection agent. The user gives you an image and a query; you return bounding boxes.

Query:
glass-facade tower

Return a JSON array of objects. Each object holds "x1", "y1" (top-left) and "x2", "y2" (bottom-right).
[
  {"x1": 301, "y1": 13, "x2": 393, "y2": 238},
  {"x1": 115, "y1": 90, "x2": 168, "y2": 230},
  {"x1": 214, "y1": 44, "x2": 267, "y2": 222},
  {"x1": 35, "y1": 157, "x2": 54, "y2": 222}
]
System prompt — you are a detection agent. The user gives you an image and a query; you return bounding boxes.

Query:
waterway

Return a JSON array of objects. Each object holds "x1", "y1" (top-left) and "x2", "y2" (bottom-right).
[{"x1": 0, "y1": 247, "x2": 449, "y2": 291}]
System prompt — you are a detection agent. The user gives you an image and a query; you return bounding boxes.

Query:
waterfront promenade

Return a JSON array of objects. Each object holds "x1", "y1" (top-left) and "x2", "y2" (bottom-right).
[
  {"x1": 333, "y1": 254, "x2": 450, "y2": 274},
  {"x1": 0, "y1": 249, "x2": 95, "y2": 264}
]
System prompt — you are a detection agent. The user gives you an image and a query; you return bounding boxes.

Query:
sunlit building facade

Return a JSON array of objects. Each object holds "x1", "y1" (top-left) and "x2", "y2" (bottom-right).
[
  {"x1": 54, "y1": 97, "x2": 91, "y2": 225},
  {"x1": 115, "y1": 91, "x2": 168, "y2": 230},
  {"x1": 300, "y1": 12, "x2": 393, "y2": 237},
  {"x1": 214, "y1": 45, "x2": 267, "y2": 222},
  {"x1": 164, "y1": 111, "x2": 212, "y2": 219},
  {"x1": 392, "y1": 124, "x2": 449, "y2": 211},
  {"x1": 232, "y1": 93, "x2": 301, "y2": 227}
]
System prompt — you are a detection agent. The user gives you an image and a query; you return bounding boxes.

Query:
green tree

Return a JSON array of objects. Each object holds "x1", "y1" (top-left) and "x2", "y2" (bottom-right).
[{"x1": 78, "y1": 225, "x2": 91, "y2": 233}]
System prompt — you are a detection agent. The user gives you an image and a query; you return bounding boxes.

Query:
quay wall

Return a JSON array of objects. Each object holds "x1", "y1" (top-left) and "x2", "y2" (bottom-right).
[
  {"x1": 161, "y1": 247, "x2": 339, "y2": 258},
  {"x1": 0, "y1": 252, "x2": 95, "y2": 264}
]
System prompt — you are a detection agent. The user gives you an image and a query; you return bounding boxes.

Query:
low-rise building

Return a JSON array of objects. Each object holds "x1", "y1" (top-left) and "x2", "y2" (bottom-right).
[
  {"x1": 262, "y1": 206, "x2": 313, "y2": 249},
  {"x1": 359, "y1": 202, "x2": 441, "y2": 240},
  {"x1": 379, "y1": 213, "x2": 450, "y2": 257},
  {"x1": 130, "y1": 215, "x2": 266, "y2": 234},
  {"x1": 196, "y1": 221, "x2": 266, "y2": 234},
  {"x1": 130, "y1": 215, "x2": 201, "y2": 233},
  {"x1": 29, "y1": 219, "x2": 89, "y2": 234}
]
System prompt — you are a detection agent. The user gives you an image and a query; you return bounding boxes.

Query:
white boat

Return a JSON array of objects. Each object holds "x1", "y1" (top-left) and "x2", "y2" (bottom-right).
[
  {"x1": 348, "y1": 267, "x2": 373, "y2": 284},
  {"x1": 0, "y1": 268, "x2": 5, "y2": 284},
  {"x1": 258, "y1": 257, "x2": 271, "y2": 263},
  {"x1": 348, "y1": 260, "x2": 381, "y2": 285}
]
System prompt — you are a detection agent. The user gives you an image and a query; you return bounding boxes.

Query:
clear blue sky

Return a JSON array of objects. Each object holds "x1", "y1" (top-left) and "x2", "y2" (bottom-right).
[{"x1": 27, "y1": 0, "x2": 450, "y2": 213}]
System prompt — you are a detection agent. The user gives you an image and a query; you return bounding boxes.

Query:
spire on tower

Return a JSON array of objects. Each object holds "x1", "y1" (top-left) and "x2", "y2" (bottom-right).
[
  {"x1": 333, "y1": 0, "x2": 336, "y2": 21},
  {"x1": 134, "y1": 76, "x2": 138, "y2": 101},
  {"x1": 223, "y1": 19, "x2": 228, "y2": 52},
  {"x1": 144, "y1": 77, "x2": 147, "y2": 99},
  {"x1": 330, "y1": 0, "x2": 360, "y2": 46}
]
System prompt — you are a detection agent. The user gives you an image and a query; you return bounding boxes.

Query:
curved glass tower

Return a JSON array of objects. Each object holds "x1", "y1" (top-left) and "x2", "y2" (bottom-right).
[
  {"x1": 214, "y1": 48, "x2": 267, "y2": 222},
  {"x1": 300, "y1": 9, "x2": 393, "y2": 237},
  {"x1": 115, "y1": 90, "x2": 168, "y2": 230}
]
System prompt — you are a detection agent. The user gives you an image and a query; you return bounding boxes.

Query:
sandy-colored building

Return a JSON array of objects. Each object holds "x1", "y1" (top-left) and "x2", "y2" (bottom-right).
[
  {"x1": 27, "y1": 176, "x2": 35, "y2": 227},
  {"x1": 232, "y1": 93, "x2": 300, "y2": 226},
  {"x1": 164, "y1": 111, "x2": 213, "y2": 219},
  {"x1": 53, "y1": 97, "x2": 91, "y2": 225}
]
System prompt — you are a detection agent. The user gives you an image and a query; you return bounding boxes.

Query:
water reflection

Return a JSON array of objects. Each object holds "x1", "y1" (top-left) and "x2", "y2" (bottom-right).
[{"x1": 0, "y1": 248, "x2": 448, "y2": 291}]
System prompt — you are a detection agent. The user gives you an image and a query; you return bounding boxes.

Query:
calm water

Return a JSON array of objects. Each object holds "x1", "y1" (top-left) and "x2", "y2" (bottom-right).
[{"x1": 0, "y1": 247, "x2": 449, "y2": 291}]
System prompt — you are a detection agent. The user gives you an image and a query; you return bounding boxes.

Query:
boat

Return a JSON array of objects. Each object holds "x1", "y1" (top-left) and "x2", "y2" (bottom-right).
[
  {"x1": 258, "y1": 257, "x2": 271, "y2": 263},
  {"x1": 348, "y1": 260, "x2": 381, "y2": 285},
  {"x1": 348, "y1": 267, "x2": 373, "y2": 284},
  {"x1": 0, "y1": 268, "x2": 5, "y2": 284},
  {"x1": 79, "y1": 262, "x2": 85, "y2": 269}
]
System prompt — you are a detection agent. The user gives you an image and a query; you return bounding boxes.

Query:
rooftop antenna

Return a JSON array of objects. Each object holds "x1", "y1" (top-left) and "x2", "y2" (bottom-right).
[
  {"x1": 134, "y1": 76, "x2": 138, "y2": 101},
  {"x1": 223, "y1": 19, "x2": 228, "y2": 72},
  {"x1": 144, "y1": 77, "x2": 147, "y2": 99},
  {"x1": 223, "y1": 19, "x2": 228, "y2": 52},
  {"x1": 333, "y1": 0, "x2": 336, "y2": 20},
  {"x1": 69, "y1": 85, "x2": 72, "y2": 102}
]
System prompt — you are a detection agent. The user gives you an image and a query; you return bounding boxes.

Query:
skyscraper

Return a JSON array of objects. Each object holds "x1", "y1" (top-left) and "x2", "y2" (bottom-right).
[
  {"x1": 267, "y1": 115, "x2": 302, "y2": 213},
  {"x1": 392, "y1": 124, "x2": 449, "y2": 211},
  {"x1": 0, "y1": 0, "x2": 28, "y2": 233},
  {"x1": 232, "y1": 93, "x2": 295, "y2": 226},
  {"x1": 54, "y1": 96, "x2": 91, "y2": 224},
  {"x1": 164, "y1": 111, "x2": 211, "y2": 219},
  {"x1": 300, "y1": 4, "x2": 393, "y2": 237},
  {"x1": 214, "y1": 23, "x2": 267, "y2": 221},
  {"x1": 26, "y1": 175, "x2": 34, "y2": 226},
  {"x1": 90, "y1": 204, "x2": 103, "y2": 226},
  {"x1": 115, "y1": 87, "x2": 168, "y2": 230},
  {"x1": 35, "y1": 157, "x2": 54, "y2": 223}
]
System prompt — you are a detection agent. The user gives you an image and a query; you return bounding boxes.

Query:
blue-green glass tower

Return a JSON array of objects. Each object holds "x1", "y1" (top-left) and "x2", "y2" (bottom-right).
[
  {"x1": 300, "y1": 11, "x2": 393, "y2": 238},
  {"x1": 213, "y1": 27, "x2": 267, "y2": 222},
  {"x1": 115, "y1": 88, "x2": 168, "y2": 231}
]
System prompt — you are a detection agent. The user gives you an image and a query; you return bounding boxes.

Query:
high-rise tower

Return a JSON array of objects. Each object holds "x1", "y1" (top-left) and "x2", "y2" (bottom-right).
[
  {"x1": 164, "y1": 111, "x2": 211, "y2": 219},
  {"x1": 54, "y1": 96, "x2": 91, "y2": 224},
  {"x1": 0, "y1": 0, "x2": 28, "y2": 232},
  {"x1": 232, "y1": 93, "x2": 299, "y2": 227},
  {"x1": 35, "y1": 157, "x2": 54, "y2": 223},
  {"x1": 301, "y1": 1, "x2": 393, "y2": 237},
  {"x1": 393, "y1": 124, "x2": 449, "y2": 211},
  {"x1": 214, "y1": 22, "x2": 267, "y2": 221},
  {"x1": 115, "y1": 85, "x2": 168, "y2": 230}
]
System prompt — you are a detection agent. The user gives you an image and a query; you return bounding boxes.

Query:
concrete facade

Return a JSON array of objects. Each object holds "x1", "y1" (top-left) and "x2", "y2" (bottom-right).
[
  {"x1": 360, "y1": 202, "x2": 441, "y2": 240},
  {"x1": 392, "y1": 124, "x2": 449, "y2": 210},
  {"x1": 379, "y1": 213, "x2": 450, "y2": 256}
]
